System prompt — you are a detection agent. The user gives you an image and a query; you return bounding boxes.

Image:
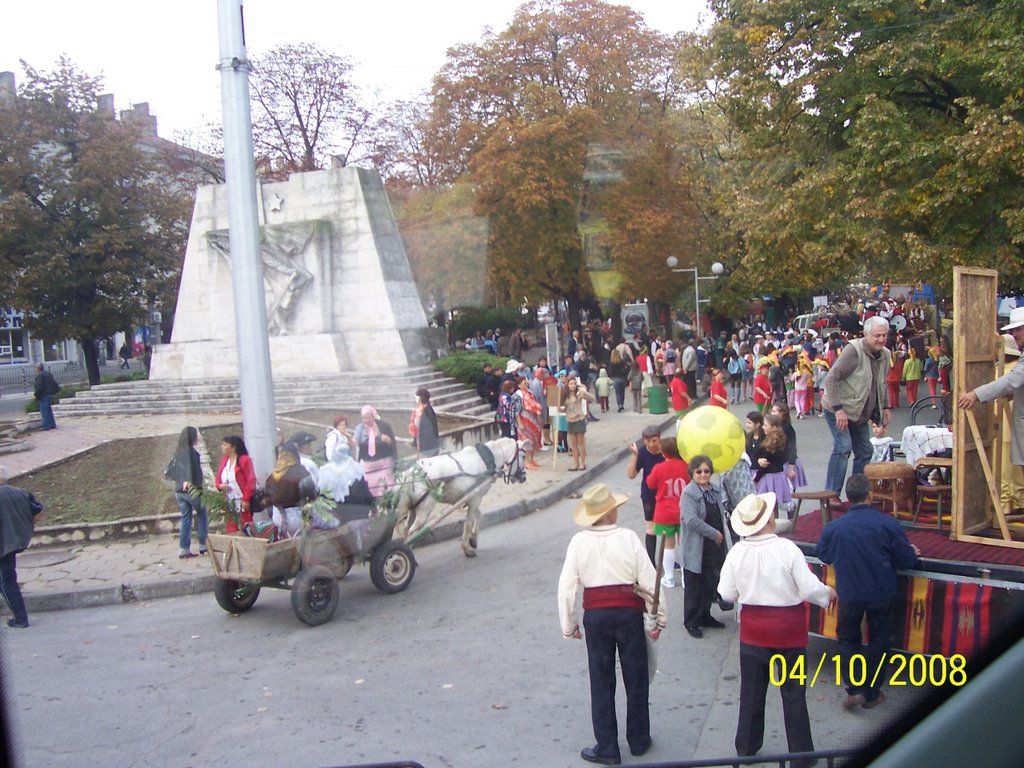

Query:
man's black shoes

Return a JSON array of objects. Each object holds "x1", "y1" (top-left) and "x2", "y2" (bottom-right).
[{"x1": 581, "y1": 746, "x2": 621, "y2": 765}]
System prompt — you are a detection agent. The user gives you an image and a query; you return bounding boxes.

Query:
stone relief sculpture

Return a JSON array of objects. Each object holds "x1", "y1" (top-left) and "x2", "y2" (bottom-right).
[{"x1": 207, "y1": 224, "x2": 316, "y2": 334}]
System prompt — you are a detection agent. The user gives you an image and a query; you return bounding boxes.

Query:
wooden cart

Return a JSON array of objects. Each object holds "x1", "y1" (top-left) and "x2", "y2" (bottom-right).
[{"x1": 206, "y1": 510, "x2": 416, "y2": 626}]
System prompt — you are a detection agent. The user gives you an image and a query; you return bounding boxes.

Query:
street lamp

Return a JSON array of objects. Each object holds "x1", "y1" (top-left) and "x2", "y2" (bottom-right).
[{"x1": 666, "y1": 257, "x2": 724, "y2": 338}]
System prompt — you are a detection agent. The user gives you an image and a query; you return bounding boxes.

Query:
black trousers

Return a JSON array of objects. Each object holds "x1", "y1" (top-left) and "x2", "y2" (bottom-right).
[
  {"x1": 583, "y1": 607, "x2": 650, "y2": 759},
  {"x1": 736, "y1": 644, "x2": 814, "y2": 759},
  {"x1": 836, "y1": 597, "x2": 895, "y2": 703},
  {"x1": 683, "y1": 565, "x2": 718, "y2": 629},
  {"x1": 684, "y1": 370, "x2": 697, "y2": 399},
  {"x1": 0, "y1": 551, "x2": 28, "y2": 625}
]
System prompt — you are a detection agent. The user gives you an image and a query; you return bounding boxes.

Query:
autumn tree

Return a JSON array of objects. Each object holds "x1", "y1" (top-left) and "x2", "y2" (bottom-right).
[
  {"x1": 696, "y1": 0, "x2": 1024, "y2": 293},
  {"x1": 423, "y1": 0, "x2": 686, "y2": 327},
  {"x1": 249, "y1": 43, "x2": 373, "y2": 177},
  {"x1": 0, "y1": 58, "x2": 191, "y2": 384}
]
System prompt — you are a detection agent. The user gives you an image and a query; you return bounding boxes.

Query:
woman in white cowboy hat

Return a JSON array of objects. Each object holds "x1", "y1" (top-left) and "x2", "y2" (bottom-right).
[
  {"x1": 557, "y1": 484, "x2": 667, "y2": 766},
  {"x1": 717, "y1": 492, "x2": 835, "y2": 768}
]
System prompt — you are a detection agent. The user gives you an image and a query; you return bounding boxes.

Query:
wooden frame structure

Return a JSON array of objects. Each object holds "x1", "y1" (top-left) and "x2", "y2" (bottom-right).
[{"x1": 952, "y1": 267, "x2": 1022, "y2": 549}]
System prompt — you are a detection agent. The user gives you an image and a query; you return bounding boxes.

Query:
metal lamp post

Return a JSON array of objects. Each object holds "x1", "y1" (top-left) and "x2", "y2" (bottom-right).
[{"x1": 666, "y1": 257, "x2": 724, "y2": 338}]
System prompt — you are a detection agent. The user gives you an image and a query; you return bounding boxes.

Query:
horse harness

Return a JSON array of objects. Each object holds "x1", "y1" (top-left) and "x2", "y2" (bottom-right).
[{"x1": 406, "y1": 443, "x2": 520, "y2": 513}]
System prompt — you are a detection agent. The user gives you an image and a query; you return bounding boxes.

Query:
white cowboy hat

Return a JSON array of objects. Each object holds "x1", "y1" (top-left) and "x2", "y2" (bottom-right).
[
  {"x1": 1001, "y1": 306, "x2": 1024, "y2": 332},
  {"x1": 1003, "y1": 333, "x2": 1021, "y2": 358},
  {"x1": 730, "y1": 492, "x2": 777, "y2": 538},
  {"x1": 573, "y1": 484, "x2": 629, "y2": 527}
]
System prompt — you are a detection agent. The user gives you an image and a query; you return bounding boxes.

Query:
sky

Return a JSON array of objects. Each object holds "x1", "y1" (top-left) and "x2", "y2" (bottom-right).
[{"x1": 0, "y1": 0, "x2": 711, "y2": 140}]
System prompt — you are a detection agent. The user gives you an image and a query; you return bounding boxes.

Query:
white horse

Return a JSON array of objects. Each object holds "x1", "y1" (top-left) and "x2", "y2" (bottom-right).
[{"x1": 392, "y1": 437, "x2": 524, "y2": 557}]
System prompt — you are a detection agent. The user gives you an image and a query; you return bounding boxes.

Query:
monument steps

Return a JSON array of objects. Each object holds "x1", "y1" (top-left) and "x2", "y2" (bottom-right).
[{"x1": 54, "y1": 366, "x2": 495, "y2": 420}]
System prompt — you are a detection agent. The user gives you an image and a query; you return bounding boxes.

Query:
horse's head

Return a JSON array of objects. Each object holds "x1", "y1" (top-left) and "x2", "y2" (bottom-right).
[{"x1": 487, "y1": 437, "x2": 526, "y2": 484}]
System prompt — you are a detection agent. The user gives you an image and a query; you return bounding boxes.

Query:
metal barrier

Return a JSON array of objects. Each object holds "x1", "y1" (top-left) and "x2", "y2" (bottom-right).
[
  {"x1": 609, "y1": 751, "x2": 852, "y2": 768},
  {"x1": 0, "y1": 361, "x2": 84, "y2": 394},
  {"x1": 321, "y1": 753, "x2": 853, "y2": 768}
]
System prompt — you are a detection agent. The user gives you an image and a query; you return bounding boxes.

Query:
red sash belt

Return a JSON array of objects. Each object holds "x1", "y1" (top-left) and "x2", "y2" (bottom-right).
[
  {"x1": 583, "y1": 585, "x2": 645, "y2": 612},
  {"x1": 740, "y1": 604, "x2": 809, "y2": 648}
]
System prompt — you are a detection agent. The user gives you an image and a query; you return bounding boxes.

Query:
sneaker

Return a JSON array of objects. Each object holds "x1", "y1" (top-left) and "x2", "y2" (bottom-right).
[
  {"x1": 7, "y1": 619, "x2": 29, "y2": 628},
  {"x1": 862, "y1": 691, "x2": 887, "y2": 709},
  {"x1": 539, "y1": 445, "x2": 550, "y2": 452},
  {"x1": 660, "y1": 576, "x2": 675, "y2": 589}
]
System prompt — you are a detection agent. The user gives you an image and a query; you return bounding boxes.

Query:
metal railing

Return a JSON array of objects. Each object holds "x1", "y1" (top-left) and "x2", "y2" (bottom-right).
[{"x1": 0, "y1": 361, "x2": 85, "y2": 394}]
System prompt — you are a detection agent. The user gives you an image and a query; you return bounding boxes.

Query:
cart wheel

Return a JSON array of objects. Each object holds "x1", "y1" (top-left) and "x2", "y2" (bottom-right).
[
  {"x1": 369, "y1": 541, "x2": 417, "y2": 594},
  {"x1": 291, "y1": 566, "x2": 339, "y2": 626},
  {"x1": 213, "y1": 579, "x2": 261, "y2": 614}
]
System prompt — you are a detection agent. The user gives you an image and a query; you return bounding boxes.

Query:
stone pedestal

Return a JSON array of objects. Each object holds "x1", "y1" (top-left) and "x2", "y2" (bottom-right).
[{"x1": 151, "y1": 166, "x2": 444, "y2": 380}]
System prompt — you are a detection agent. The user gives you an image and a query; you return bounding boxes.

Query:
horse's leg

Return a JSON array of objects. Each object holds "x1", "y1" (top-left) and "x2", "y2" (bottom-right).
[{"x1": 462, "y1": 498, "x2": 480, "y2": 557}]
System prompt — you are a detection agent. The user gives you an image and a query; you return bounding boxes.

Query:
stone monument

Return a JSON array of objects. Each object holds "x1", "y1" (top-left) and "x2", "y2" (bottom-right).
[{"x1": 151, "y1": 166, "x2": 445, "y2": 379}]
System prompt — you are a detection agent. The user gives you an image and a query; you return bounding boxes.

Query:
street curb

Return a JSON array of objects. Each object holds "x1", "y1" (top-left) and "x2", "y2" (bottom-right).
[{"x1": 19, "y1": 409, "x2": 686, "y2": 613}]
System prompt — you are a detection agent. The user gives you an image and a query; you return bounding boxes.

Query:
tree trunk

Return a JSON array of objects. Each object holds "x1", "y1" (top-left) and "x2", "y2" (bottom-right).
[{"x1": 81, "y1": 336, "x2": 102, "y2": 386}]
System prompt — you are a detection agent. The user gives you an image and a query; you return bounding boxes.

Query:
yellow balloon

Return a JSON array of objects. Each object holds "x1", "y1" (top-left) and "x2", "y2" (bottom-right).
[{"x1": 676, "y1": 406, "x2": 745, "y2": 473}]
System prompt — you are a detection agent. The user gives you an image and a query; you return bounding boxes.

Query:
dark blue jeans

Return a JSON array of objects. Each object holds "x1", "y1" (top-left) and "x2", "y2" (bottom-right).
[
  {"x1": 0, "y1": 551, "x2": 29, "y2": 625},
  {"x1": 612, "y1": 377, "x2": 627, "y2": 410},
  {"x1": 823, "y1": 410, "x2": 872, "y2": 493},
  {"x1": 836, "y1": 598, "x2": 896, "y2": 703},
  {"x1": 38, "y1": 395, "x2": 56, "y2": 429},
  {"x1": 583, "y1": 607, "x2": 650, "y2": 759}
]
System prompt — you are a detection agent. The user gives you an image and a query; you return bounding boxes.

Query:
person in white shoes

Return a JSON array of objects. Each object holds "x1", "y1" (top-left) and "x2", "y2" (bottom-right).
[{"x1": 644, "y1": 440, "x2": 689, "y2": 589}]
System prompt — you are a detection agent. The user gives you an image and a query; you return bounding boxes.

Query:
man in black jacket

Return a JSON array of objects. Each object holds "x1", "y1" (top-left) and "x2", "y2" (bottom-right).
[
  {"x1": 33, "y1": 364, "x2": 60, "y2": 431},
  {"x1": 0, "y1": 467, "x2": 43, "y2": 628}
]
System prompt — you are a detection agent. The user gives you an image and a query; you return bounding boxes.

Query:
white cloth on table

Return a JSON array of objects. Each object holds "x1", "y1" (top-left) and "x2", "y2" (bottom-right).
[{"x1": 900, "y1": 426, "x2": 953, "y2": 466}]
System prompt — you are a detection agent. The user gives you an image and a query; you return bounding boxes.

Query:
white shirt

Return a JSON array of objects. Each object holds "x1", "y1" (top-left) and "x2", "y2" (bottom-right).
[
  {"x1": 557, "y1": 525, "x2": 667, "y2": 636},
  {"x1": 717, "y1": 534, "x2": 831, "y2": 609},
  {"x1": 299, "y1": 454, "x2": 320, "y2": 490}
]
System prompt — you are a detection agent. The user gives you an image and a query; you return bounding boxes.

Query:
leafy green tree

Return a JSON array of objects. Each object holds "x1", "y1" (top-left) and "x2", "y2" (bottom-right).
[
  {"x1": 0, "y1": 58, "x2": 191, "y2": 384},
  {"x1": 696, "y1": 0, "x2": 1024, "y2": 293}
]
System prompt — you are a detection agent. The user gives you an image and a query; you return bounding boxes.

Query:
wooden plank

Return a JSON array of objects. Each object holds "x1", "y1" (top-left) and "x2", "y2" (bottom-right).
[
  {"x1": 965, "y1": 410, "x2": 1012, "y2": 541},
  {"x1": 956, "y1": 533, "x2": 1024, "y2": 550},
  {"x1": 952, "y1": 267, "x2": 1000, "y2": 542}
]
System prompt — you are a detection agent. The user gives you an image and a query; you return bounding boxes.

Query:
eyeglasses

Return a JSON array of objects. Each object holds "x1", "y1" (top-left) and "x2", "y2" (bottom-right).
[{"x1": 693, "y1": 468, "x2": 712, "y2": 475}]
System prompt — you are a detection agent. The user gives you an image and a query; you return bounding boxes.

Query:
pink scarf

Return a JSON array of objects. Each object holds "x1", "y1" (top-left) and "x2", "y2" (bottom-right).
[{"x1": 361, "y1": 405, "x2": 379, "y2": 458}]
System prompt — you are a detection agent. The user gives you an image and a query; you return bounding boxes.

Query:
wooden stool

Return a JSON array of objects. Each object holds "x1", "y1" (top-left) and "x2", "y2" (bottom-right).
[
  {"x1": 864, "y1": 462, "x2": 917, "y2": 518},
  {"x1": 791, "y1": 490, "x2": 841, "y2": 526},
  {"x1": 913, "y1": 483, "x2": 952, "y2": 530}
]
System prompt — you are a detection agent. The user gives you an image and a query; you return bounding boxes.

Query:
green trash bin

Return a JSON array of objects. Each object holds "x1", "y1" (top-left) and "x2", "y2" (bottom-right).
[{"x1": 647, "y1": 384, "x2": 668, "y2": 415}]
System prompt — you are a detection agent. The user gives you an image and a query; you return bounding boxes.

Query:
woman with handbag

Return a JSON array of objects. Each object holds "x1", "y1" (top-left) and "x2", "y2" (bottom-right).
[
  {"x1": 354, "y1": 405, "x2": 397, "y2": 498},
  {"x1": 167, "y1": 426, "x2": 208, "y2": 558},
  {"x1": 560, "y1": 374, "x2": 596, "y2": 471},
  {"x1": 215, "y1": 435, "x2": 256, "y2": 533}
]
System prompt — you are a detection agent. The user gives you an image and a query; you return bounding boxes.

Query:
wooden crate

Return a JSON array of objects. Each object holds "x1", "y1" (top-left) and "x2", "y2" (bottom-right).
[{"x1": 206, "y1": 534, "x2": 302, "y2": 582}]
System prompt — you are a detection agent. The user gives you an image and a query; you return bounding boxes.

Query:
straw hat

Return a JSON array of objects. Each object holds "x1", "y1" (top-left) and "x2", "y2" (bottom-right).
[
  {"x1": 505, "y1": 359, "x2": 523, "y2": 374},
  {"x1": 1001, "y1": 306, "x2": 1024, "y2": 332},
  {"x1": 573, "y1": 484, "x2": 629, "y2": 527},
  {"x1": 730, "y1": 492, "x2": 777, "y2": 537}
]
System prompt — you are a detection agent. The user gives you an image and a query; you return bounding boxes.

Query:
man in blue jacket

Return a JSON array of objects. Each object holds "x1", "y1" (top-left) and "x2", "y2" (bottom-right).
[{"x1": 815, "y1": 473, "x2": 920, "y2": 710}]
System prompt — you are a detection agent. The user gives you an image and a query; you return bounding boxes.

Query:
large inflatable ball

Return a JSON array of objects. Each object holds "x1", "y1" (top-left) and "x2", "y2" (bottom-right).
[{"x1": 676, "y1": 405, "x2": 745, "y2": 474}]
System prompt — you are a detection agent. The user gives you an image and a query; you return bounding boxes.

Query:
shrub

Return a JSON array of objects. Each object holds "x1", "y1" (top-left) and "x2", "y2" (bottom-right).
[
  {"x1": 434, "y1": 351, "x2": 509, "y2": 386},
  {"x1": 451, "y1": 307, "x2": 523, "y2": 343}
]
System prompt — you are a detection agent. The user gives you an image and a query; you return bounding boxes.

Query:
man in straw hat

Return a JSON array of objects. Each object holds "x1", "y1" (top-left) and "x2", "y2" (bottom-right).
[
  {"x1": 958, "y1": 307, "x2": 1024, "y2": 466},
  {"x1": 816, "y1": 474, "x2": 920, "y2": 712},
  {"x1": 558, "y1": 484, "x2": 667, "y2": 765},
  {"x1": 717, "y1": 491, "x2": 835, "y2": 768}
]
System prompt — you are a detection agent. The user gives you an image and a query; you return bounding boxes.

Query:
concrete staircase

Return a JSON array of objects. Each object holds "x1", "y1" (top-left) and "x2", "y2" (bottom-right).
[{"x1": 52, "y1": 366, "x2": 493, "y2": 419}]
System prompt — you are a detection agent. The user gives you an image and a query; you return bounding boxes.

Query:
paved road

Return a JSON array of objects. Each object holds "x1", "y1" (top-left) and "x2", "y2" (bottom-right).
[{"x1": 2, "y1": 402, "x2": 929, "y2": 768}]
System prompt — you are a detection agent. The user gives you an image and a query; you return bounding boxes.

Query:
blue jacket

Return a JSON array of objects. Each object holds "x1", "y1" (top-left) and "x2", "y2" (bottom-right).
[{"x1": 815, "y1": 504, "x2": 919, "y2": 602}]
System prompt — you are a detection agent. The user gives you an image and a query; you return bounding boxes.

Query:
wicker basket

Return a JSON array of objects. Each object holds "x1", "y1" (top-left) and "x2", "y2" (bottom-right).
[{"x1": 864, "y1": 462, "x2": 916, "y2": 516}]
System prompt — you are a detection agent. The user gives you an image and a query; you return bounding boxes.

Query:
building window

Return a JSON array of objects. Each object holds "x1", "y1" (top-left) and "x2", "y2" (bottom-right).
[{"x1": 43, "y1": 339, "x2": 67, "y2": 362}]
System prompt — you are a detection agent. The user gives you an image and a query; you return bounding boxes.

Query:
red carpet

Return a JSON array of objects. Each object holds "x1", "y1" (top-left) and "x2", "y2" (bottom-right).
[{"x1": 790, "y1": 508, "x2": 1024, "y2": 568}]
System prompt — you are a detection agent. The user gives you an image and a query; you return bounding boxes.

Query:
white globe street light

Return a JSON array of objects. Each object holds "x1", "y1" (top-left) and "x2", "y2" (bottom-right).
[{"x1": 666, "y1": 258, "x2": 725, "y2": 336}]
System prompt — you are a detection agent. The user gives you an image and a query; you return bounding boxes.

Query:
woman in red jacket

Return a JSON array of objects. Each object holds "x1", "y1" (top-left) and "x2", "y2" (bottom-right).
[
  {"x1": 215, "y1": 435, "x2": 256, "y2": 533},
  {"x1": 670, "y1": 370, "x2": 691, "y2": 417}
]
